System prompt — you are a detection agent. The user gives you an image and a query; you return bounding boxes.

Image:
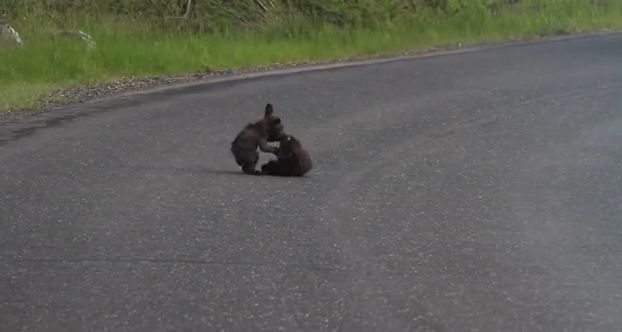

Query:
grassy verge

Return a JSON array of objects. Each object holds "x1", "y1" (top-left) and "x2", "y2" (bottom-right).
[{"x1": 1, "y1": 0, "x2": 622, "y2": 112}]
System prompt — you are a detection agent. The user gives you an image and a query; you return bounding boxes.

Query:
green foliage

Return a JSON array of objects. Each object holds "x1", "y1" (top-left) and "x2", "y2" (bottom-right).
[{"x1": 0, "y1": 1, "x2": 541, "y2": 28}]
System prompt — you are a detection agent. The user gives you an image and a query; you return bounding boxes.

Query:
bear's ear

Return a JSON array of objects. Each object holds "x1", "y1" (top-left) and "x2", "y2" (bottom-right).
[{"x1": 264, "y1": 103, "x2": 273, "y2": 118}]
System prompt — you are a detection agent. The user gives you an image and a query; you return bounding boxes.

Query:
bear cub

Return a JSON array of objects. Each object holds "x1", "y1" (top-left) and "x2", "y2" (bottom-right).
[
  {"x1": 230, "y1": 103, "x2": 284, "y2": 175},
  {"x1": 261, "y1": 134, "x2": 312, "y2": 177}
]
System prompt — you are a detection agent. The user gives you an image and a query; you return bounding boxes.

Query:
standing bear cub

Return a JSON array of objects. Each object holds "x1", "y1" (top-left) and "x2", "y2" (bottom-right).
[
  {"x1": 261, "y1": 134, "x2": 312, "y2": 177},
  {"x1": 231, "y1": 103, "x2": 285, "y2": 175}
]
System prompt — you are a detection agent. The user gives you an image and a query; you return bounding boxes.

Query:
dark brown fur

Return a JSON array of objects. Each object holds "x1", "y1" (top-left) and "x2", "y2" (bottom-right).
[
  {"x1": 261, "y1": 134, "x2": 312, "y2": 177},
  {"x1": 231, "y1": 103, "x2": 285, "y2": 175}
]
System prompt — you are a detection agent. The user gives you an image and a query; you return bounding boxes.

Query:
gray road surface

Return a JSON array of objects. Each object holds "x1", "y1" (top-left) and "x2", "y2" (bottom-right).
[{"x1": 2, "y1": 34, "x2": 622, "y2": 331}]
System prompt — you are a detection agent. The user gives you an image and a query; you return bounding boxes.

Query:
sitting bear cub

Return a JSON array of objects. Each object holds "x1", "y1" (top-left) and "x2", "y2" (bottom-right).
[{"x1": 230, "y1": 103, "x2": 284, "y2": 175}]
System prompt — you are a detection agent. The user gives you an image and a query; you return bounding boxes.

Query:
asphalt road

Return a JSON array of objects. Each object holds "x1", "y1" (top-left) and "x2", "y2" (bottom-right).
[{"x1": 2, "y1": 34, "x2": 622, "y2": 331}]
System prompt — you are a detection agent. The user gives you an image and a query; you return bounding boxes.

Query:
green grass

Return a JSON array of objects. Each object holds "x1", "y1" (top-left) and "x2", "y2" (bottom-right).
[{"x1": 1, "y1": 0, "x2": 622, "y2": 112}]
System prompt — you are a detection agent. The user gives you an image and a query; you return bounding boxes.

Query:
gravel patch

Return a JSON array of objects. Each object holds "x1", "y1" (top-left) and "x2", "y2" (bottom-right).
[{"x1": 37, "y1": 62, "x2": 322, "y2": 110}]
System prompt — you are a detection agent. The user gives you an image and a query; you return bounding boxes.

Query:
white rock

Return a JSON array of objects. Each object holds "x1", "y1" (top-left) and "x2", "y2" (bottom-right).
[
  {"x1": 0, "y1": 20, "x2": 23, "y2": 46},
  {"x1": 57, "y1": 30, "x2": 97, "y2": 50}
]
